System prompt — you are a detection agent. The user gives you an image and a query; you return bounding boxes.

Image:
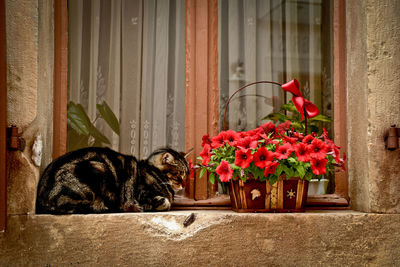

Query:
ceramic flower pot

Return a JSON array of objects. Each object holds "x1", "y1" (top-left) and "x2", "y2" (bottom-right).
[{"x1": 229, "y1": 176, "x2": 309, "y2": 212}]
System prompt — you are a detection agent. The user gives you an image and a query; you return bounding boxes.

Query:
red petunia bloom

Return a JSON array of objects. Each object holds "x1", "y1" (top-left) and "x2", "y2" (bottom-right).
[
  {"x1": 215, "y1": 160, "x2": 233, "y2": 182},
  {"x1": 310, "y1": 158, "x2": 328, "y2": 175},
  {"x1": 201, "y1": 134, "x2": 211, "y2": 147},
  {"x1": 309, "y1": 138, "x2": 328, "y2": 160},
  {"x1": 277, "y1": 121, "x2": 291, "y2": 135},
  {"x1": 236, "y1": 136, "x2": 258, "y2": 150},
  {"x1": 264, "y1": 161, "x2": 279, "y2": 177},
  {"x1": 274, "y1": 143, "x2": 294, "y2": 160},
  {"x1": 302, "y1": 134, "x2": 314, "y2": 145},
  {"x1": 260, "y1": 122, "x2": 277, "y2": 137},
  {"x1": 234, "y1": 149, "x2": 253, "y2": 169},
  {"x1": 253, "y1": 147, "x2": 274, "y2": 169},
  {"x1": 283, "y1": 135, "x2": 297, "y2": 145},
  {"x1": 224, "y1": 129, "x2": 239, "y2": 146},
  {"x1": 294, "y1": 142, "x2": 311, "y2": 162},
  {"x1": 211, "y1": 131, "x2": 227, "y2": 149},
  {"x1": 200, "y1": 144, "x2": 212, "y2": 165}
]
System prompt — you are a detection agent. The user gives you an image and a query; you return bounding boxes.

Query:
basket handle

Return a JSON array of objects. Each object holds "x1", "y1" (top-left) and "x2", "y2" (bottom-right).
[{"x1": 222, "y1": 81, "x2": 282, "y2": 131}]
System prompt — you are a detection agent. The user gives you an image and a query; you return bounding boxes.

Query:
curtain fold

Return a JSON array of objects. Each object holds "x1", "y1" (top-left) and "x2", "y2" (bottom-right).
[
  {"x1": 68, "y1": 0, "x2": 186, "y2": 157},
  {"x1": 219, "y1": 0, "x2": 332, "y2": 132}
]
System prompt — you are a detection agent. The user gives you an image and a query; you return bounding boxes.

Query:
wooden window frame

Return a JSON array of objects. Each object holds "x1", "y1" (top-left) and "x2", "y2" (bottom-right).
[
  {"x1": 53, "y1": 0, "x2": 348, "y2": 210},
  {"x1": 1, "y1": 0, "x2": 7, "y2": 231}
]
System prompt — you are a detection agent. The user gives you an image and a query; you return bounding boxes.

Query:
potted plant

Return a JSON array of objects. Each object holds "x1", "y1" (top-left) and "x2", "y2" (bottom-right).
[{"x1": 191, "y1": 79, "x2": 346, "y2": 212}]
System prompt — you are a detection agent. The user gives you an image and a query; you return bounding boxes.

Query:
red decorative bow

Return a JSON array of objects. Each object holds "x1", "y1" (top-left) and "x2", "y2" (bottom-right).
[{"x1": 281, "y1": 79, "x2": 319, "y2": 120}]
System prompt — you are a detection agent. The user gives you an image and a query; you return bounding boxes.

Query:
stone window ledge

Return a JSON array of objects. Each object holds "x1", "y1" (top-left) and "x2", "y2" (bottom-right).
[{"x1": 1, "y1": 210, "x2": 399, "y2": 266}]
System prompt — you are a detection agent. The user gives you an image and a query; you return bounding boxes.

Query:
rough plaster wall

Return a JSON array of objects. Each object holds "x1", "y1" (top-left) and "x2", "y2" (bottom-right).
[
  {"x1": 347, "y1": 0, "x2": 400, "y2": 213},
  {"x1": 5, "y1": 0, "x2": 53, "y2": 215},
  {"x1": 365, "y1": 0, "x2": 400, "y2": 213},
  {"x1": 0, "y1": 211, "x2": 399, "y2": 266},
  {"x1": 347, "y1": 0, "x2": 370, "y2": 212}
]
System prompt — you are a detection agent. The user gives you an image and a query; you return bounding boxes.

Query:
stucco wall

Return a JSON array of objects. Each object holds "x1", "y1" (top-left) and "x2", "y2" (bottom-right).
[{"x1": 347, "y1": 0, "x2": 400, "y2": 213}]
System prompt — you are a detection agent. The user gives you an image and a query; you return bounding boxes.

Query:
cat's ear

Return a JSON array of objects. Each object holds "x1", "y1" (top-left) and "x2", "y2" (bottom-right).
[
  {"x1": 162, "y1": 153, "x2": 174, "y2": 165},
  {"x1": 181, "y1": 148, "x2": 194, "y2": 159}
]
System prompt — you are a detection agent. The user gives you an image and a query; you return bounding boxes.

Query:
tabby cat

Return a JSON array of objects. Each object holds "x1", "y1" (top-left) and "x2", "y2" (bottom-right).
[{"x1": 36, "y1": 147, "x2": 189, "y2": 214}]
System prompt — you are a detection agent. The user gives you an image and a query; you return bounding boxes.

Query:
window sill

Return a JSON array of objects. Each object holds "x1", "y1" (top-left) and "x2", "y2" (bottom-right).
[{"x1": 172, "y1": 193, "x2": 349, "y2": 210}]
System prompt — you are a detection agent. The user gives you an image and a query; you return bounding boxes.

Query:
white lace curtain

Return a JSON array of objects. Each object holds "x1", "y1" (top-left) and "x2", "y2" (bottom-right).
[
  {"x1": 68, "y1": 0, "x2": 186, "y2": 158},
  {"x1": 219, "y1": 0, "x2": 332, "y2": 132}
]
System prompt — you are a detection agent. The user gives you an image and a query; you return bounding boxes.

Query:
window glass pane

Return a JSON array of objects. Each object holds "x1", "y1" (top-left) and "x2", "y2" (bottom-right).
[
  {"x1": 67, "y1": 0, "x2": 186, "y2": 158},
  {"x1": 219, "y1": 0, "x2": 333, "y2": 134},
  {"x1": 218, "y1": 0, "x2": 334, "y2": 193}
]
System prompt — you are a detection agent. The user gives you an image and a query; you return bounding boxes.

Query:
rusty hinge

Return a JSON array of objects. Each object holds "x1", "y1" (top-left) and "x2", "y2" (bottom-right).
[
  {"x1": 6, "y1": 125, "x2": 26, "y2": 151},
  {"x1": 385, "y1": 125, "x2": 400, "y2": 151}
]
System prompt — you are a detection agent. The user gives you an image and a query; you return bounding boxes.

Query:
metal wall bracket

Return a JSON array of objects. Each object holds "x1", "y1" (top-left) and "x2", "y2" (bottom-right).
[
  {"x1": 6, "y1": 125, "x2": 25, "y2": 151},
  {"x1": 385, "y1": 125, "x2": 400, "y2": 151}
]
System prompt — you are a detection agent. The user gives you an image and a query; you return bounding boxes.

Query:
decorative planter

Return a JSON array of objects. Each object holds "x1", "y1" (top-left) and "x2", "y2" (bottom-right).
[
  {"x1": 307, "y1": 178, "x2": 329, "y2": 195},
  {"x1": 229, "y1": 176, "x2": 309, "y2": 213}
]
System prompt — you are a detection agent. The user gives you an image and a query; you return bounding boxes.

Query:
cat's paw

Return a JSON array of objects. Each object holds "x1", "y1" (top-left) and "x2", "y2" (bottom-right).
[
  {"x1": 123, "y1": 202, "x2": 143, "y2": 212},
  {"x1": 154, "y1": 196, "x2": 171, "y2": 211}
]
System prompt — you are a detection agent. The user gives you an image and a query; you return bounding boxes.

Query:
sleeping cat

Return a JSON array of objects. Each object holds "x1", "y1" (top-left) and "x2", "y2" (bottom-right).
[{"x1": 36, "y1": 147, "x2": 189, "y2": 214}]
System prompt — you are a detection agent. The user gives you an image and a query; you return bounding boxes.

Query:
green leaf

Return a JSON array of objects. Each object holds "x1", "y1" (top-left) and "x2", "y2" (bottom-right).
[
  {"x1": 67, "y1": 102, "x2": 91, "y2": 136},
  {"x1": 262, "y1": 113, "x2": 289, "y2": 123},
  {"x1": 199, "y1": 168, "x2": 206, "y2": 179},
  {"x1": 269, "y1": 174, "x2": 278, "y2": 186},
  {"x1": 305, "y1": 171, "x2": 314, "y2": 181},
  {"x1": 88, "y1": 124, "x2": 111, "y2": 145},
  {"x1": 275, "y1": 164, "x2": 283, "y2": 177},
  {"x1": 282, "y1": 165, "x2": 294, "y2": 178},
  {"x1": 280, "y1": 102, "x2": 298, "y2": 113},
  {"x1": 97, "y1": 101, "x2": 120, "y2": 135},
  {"x1": 296, "y1": 165, "x2": 306, "y2": 178},
  {"x1": 67, "y1": 128, "x2": 89, "y2": 151},
  {"x1": 209, "y1": 172, "x2": 215, "y2": 184},
  {"x1": 309, "y1": 114, "x2": 333, "y2": 122}
]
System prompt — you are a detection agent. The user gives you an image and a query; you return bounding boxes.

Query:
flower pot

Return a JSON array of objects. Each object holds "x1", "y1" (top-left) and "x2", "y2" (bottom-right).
[
  {"x1": 229, "y1": 176, "x2": 309, "y2": 212},
  {"x1": 307, "y1": 178, "x2": 329, "y2": 195}
]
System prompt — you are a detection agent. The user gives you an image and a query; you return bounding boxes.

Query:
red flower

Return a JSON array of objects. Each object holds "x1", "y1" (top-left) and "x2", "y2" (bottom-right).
[
  {"x1": 264, "y1": 161, "x2": 279, "y2": 177},
  {"x1": 188, "y1": 159, "x2": 194, "y2": 179},
  {"x1": 200, "y1": 144, "x2": 212, "y2": 165},
  {"x1": 260, "y1": 122, "x2": 277, "y2": 137},
  {"x1": 310, "y1": 158, "x2": 328, "y2": 175},
  {"x1": 235, "y1": 149, "x2": 253, "y2": 169},
  {"x1": 309, "y1": 138, "x2": 328, "y2": 160},
  {"x1": 215, "y1": 160, "x2": 233, "y2": 182},
  {"x1": 253, "y1": 147, "x2": 274, "y2": 169},
  {"x1": 274, "y1": 143, "x2": 294, "y2": 160},
  {"x1": 201, "y1": 134, "x2": 211, "y2": 147},
  {"x1": 283, "y1": 135, "x2": 297, "y2": 145},
  {"x1": 341, "y1": 152, "x2": 347, "y2": 171},
  {"x1": 302, "y1": 134, "x2": 314, "y2": 145},
  {"x1": 236, "y1": 136, "x2": 258, "y2": 150},
  {"x1": 294, "y1": 142, "x2": 311, "y2": 162},
  {"x1": 223, "y1": 129, "x2": 239, "y2": 146},
  {"x1": 277, "y1": 121, "x2": 291, "y2": 135},
  {"x1": 211, "y1": 132, "x2": 227, "y2": 149}
]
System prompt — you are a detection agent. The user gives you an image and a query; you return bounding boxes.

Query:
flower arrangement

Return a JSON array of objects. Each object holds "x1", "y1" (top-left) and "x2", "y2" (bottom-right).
[{"x1": 193, "y1": 121, "x2": 346, "y2": 185}]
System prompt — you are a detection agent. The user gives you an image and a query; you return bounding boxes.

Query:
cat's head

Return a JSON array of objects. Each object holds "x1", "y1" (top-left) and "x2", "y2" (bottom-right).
[{"x1": 147, "y1": 148, "x2": 190, "y2": 191}]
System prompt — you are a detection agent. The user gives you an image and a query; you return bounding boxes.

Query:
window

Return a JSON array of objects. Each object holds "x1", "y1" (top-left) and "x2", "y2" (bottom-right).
[
  {"x1": 67, "y1": 0, "x2": 186, "y2": 157},
  {"x1": 54, "y1": 0, "x2": 348, "y2": 209}
]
